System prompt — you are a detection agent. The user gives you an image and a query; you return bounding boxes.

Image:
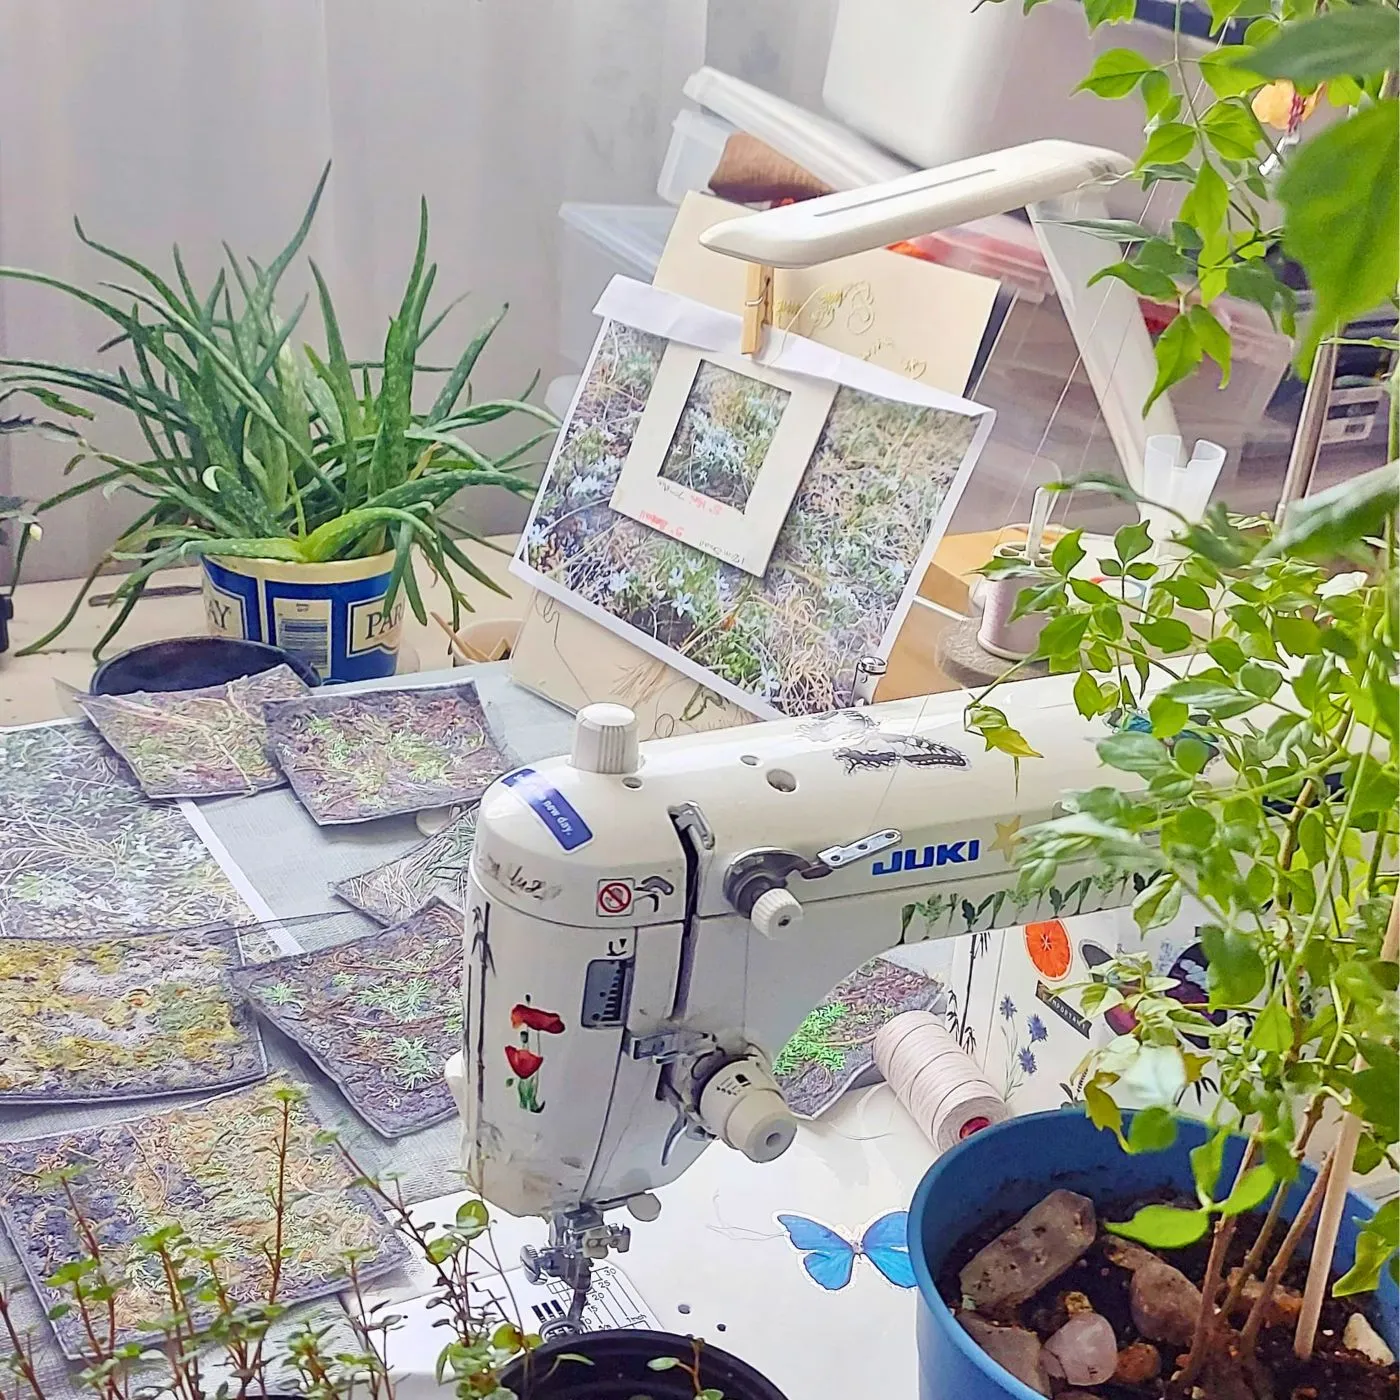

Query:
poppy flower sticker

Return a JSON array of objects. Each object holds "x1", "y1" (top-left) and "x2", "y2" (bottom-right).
[{"x1": 504, "y1": 998, "x2": 566, "y2": 1114}]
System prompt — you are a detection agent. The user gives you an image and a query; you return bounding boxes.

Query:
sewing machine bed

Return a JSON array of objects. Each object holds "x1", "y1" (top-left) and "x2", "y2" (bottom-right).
[{"x1": 0, "y1": 662, "x2": 962, "y2": 1400}]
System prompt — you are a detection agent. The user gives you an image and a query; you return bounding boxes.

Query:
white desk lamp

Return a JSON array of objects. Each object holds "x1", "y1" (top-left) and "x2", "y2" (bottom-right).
[{"x1": 699, "y1": 138, "x2": 1182, "y2": 496}]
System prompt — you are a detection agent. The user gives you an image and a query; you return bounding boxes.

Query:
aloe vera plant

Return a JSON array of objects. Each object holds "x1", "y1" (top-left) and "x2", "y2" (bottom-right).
[{"x1": 0, "y1": 164, "x2": 557, "y2": 656}]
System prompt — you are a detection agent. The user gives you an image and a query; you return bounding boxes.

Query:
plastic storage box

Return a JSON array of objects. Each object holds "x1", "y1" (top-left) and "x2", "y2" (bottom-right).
[{"x1": 556, "y1": 203, "x2": 678, "y2": 370}]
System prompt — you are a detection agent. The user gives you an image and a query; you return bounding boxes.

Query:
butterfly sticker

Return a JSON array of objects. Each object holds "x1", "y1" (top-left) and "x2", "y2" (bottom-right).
[{"x1": 774, "y1": 1211, "x2": 916, "y2": 1291}]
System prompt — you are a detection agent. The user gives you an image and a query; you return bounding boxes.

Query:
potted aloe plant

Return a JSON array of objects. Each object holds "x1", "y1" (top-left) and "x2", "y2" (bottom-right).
[{"x1": 0, "y1": 165, "x2": 556, "y2": 681}]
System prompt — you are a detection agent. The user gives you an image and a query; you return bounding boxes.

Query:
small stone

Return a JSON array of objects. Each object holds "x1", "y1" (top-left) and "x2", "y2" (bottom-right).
[
  {"x1": 1342, "y1": 1312, "x2": 1396, "y2": 1366},
  {"x1": 1114, "y1": 1340, "x2": 1162, "y2": 1384},
  {"x1": 1063, "y1": 1290, "x2": 1094, "y2": 1315},
  {"x1": 1130, "y1": 1259, "x2": 1202, "y2": 1347},
  {"x1": 960, "y1": 1190, "x2": 1098, "y2": 1316},
  {"x1": 1223, "y1": 1269, "x2": 1302, "y2": 1327},
  {"x1": 959, "y1": 1314, "x2": 1050, "y2": 1396},
  {"x1": 1101, "y1": 1235, "x2": 1160, "y2": 1272},
  {"x1": 1041, "y1": 1311, "x2": 1118, "y2": 1386}
]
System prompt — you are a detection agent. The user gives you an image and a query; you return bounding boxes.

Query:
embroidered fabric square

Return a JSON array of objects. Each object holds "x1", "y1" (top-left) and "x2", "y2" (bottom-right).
[
  {"x1": 0, "y1": 928, "x2": 265, "y2": 1103},
  {"x1": 0, "y1": 722, "x2": 257, "y2": 939},
  {"x1": 233, "y1": 903, "x2": 462, "y2": 1137},
  {"x1": 333, "y1": 809, "x2": 477, "y2": 924},
  {"x1": 77, "y1": 665, "x2": 308, "y2": 798},
  {"x1": 773, "y1": 956, "x2": 944, "y2": 1119},
  {"x1": 265, "y1": 681, "x2": 512, "y2": 824},
  {"x1": 0, "y1": 1080, "x2": 410, "y2": 1360}
]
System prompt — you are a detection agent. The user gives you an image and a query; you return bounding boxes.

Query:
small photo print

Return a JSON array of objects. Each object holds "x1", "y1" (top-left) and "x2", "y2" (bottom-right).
[{"x1": 658, "y1": 360, "x2": 791, "y2": 512}]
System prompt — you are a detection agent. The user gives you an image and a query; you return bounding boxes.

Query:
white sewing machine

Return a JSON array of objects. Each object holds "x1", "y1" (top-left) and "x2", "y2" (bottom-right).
[{"x1": 447, "y1": 140, "x2": 1171, "y2": 1328}]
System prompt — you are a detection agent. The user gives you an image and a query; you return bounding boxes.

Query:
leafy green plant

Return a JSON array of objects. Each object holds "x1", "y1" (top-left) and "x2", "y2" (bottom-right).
[
  {"x1": 966, "y1": 464, "x2": 1398, "y2": 1391},
  {"x1": 0, "y1": 164, "x2": 557, "y2": 657},
  {"x1": 1014, "y1": 0, "x2": 1398, "y2": 430},
  {"x1": 0, "y1": 1085, "x2": 535, "y2": 1400}
]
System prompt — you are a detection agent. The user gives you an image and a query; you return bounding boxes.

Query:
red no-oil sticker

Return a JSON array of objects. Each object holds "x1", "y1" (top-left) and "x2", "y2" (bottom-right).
[{"x1": 596, "y1": 880, "x2": 633, "y2": 916}]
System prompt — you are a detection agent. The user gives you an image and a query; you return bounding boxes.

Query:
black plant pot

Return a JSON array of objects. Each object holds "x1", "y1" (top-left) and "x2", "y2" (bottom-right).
[
  {"x1": 499, "y1": 1330, "x2": 788, "y2": 1400},
  {"x1": 90, "y1": 636, "x2": 320, "y2": 694}
]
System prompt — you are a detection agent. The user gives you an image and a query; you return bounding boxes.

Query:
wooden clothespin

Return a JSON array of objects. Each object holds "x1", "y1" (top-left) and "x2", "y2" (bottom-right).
[{"x1": 741, "y1": 261, "x2": 774, "y2": 357}]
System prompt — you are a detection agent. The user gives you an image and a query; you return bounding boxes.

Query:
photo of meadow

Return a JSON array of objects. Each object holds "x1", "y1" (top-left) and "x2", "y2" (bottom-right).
[
  {"x1": 658, "y1": 360, "x2": 789, "y2": 510},
  {"x1": 520, "y1": 321, "x2": 981, "y2": 716}
]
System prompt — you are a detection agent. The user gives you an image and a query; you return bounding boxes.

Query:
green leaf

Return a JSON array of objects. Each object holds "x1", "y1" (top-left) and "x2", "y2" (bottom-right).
[
  {"x1": 1191, "y1": 1131, "x2": 1228, "y2": 1203},
  {"x1": 1249, "y1": 9, "x2": 1400, "y2": 84},
  {"x1": 1128, "y1": 1106, "x2": 1180, "y2": 1155},
  {"x1": 1114, "y1": 519, "x2": 1153, "y2": 563},
  {"x1": 1273, "y1": 614, "x2": 1323, "y2": 656},
  {"x1": 1265, "y1": 461, "x2": 1400, "y2": 562},
  {"x1": 1334, "y1": 1199, "x2": 1399, "y2": 1297},
  {"x1": 1134, "y1": 617, "x2": 1194, "y2": 653},
  {"x1": 1179, "y1": 160, "x2": 1230, "y2": 240},
  {"x1": 1097, "y1": 730, "x2": 1174, "y2": 778},
  {"x1": 1279, "y1": 102, "x2": 1399, "y2": 371},
  {"x1": 1089, "y1": 259, "x2": 1180, "y2": 301},
  {"x1": 1084, "y1": 1080, "x2": 1124, "y2": 1140},
  {"x1": 1083, "y1": 0, "x2": 1136, "y2": 28},
  {"x1": 1249, "y1": 997, "x2": 1292, "y2": 1053},
  {"x1": 1077, "y1": 48, "x2": 1160, "y2": 97},
  {"x1": 1052, "y1": 527, "x2": 1086, "y2": 576},
  {"x1": 1057, "y1": 217, "x2": 1156, "y2": 242},
  {"x1": 1074, "y1": 670, "x2": 1108, "y2": 719},
  {"x1": 1149, "y1": 694, "x2": 1189, "y2": 738},
  {"x1": 1225, "y1": 262, "x2": 1296, "y2": 333},
  {"x1": 1108, "y1": 1204, "x2": 1211, "y2": 1249},
  {"x1": 1139, "y1": 69, "x2": 1175, "y2": 120},
  {"x1": 1136, "y1": 121, "x2": 1196, "y2": 167},
  {"x1": 1201, "y1": 100, "x2": 1265, "y2": 162},
  {"x1": 1133, "y1": 872, "x2": 1182, "y2": 931},
  {"x1": 1198, "y1": 45, "x2": 1265, "y2": 98},
  {"x1": 1201, "y1": 922, "x2": 1266, "y2": 1006},
  {"x1": 1145, "y1": 314, "x2": 1202, "y2": 415},
  {"x1": 1220, "y1": 1164, "x2": 1276, "y2": 1217},
  {"x1": 1188, "y1": 305, "x2": 1232, "y2": 387},
  {"x1": 647, "y1": 1357, "x2": 682, "y2": 1372},
  {"x1": 1237, "y1": 660, "x2": 1282, "y2": 699}
]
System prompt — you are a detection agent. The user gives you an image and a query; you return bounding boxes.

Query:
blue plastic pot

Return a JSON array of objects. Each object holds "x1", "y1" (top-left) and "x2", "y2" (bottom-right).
[{"x1": 909, "y1": 1108, "x2": 1398, "y2": 1400}]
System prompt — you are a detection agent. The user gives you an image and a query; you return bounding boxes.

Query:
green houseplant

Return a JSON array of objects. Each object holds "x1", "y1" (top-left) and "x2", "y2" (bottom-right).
[
  {"x1": 1012, "y1": 0, "x2": 1398, "y2": 432},
  {"x1": 962, "y1": 464, "x2": 1398, "y2": 1395},
  {"x1": 0, "y1": 166, "x2": 556, "y2": 679}
]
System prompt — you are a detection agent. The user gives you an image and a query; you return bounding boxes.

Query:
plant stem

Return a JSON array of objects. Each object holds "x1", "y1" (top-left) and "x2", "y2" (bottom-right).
[
  {"x1": 0, "y1": 1290, "x2": 47, "y2": 1400},
  {"x1": 1219, "y1": 1098, "x2": 1325, "y2": 1319},
  {"x1": 1178, "y1": 1136, "x2": 1259, "y2": 1388},
  {"x1": 1240, "y1": 1147, "x2": 1334, "y2": 1354}
]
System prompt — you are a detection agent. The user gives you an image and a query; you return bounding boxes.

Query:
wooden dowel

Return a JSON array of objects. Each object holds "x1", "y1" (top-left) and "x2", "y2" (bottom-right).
[
  {"x1": 1294, "y1": 892, "x2": 1400, "y2": 1359},
  {"x1": 430, "y1": 611, "x2": 474, "y2": 663}
]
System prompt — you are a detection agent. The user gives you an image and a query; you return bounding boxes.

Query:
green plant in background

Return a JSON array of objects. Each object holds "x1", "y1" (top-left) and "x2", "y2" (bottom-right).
[
  {"x1": 1014, "y1": 0, "x2": 1398, "y2": 435},
  {"x1": 966, "y1": 464, "x2": 1398, "y2": 1390},
  {"x1": 0, "y1": 163, "x2": 558, "y2": 657}
]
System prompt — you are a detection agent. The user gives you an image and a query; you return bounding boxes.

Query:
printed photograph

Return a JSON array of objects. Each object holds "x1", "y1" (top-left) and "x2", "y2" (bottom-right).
[
  {"x1": 520, "y1": 321, "x2": 981, "y2": 715},
  {"x1": 658, "y1": 359, "x2": 789, "y2": 510}
]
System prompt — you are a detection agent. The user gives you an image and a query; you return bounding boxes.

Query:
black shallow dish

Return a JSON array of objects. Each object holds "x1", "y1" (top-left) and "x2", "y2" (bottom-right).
[
  {"x1": 499, "y1": 1330, "x2": 788, "y2": 1400},
  {"x1": 90, "y1": 636, "x2": 320, "y2": 695}
]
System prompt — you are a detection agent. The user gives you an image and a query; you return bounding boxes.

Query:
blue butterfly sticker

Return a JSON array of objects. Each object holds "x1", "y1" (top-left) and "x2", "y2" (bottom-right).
[{"x1": 774, "y1": 1211, "x2": 916, "y2": 1291}]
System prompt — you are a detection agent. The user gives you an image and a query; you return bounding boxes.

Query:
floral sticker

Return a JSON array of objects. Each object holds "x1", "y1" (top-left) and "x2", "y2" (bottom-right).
[{"x1": 505, "y1": 998, "x2": 566, "y2": 1113}]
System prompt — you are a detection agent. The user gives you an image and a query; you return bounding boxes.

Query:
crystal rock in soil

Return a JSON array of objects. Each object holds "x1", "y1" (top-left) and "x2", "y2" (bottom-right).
[
  {"x1": 1343, "y1": 1312, "x2": 1397, "y2": 1367},
  {"x1": 1130, "y1": 1258, "x2": 1202, "y2": 1347},
  {"x1": 1041, "y1": 1311, "x2": 1118, "y2": 1386},
  {"x1": 958, "y1": 1315, "x2": 1050, "y2": 1396},
  {"x1": 960, "y1": 1190, "x2": 1097, "y2": 1315}
]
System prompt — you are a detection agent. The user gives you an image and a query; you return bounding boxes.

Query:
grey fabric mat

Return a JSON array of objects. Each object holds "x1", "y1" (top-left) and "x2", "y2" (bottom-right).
[{"x1": 0, "y1": 663, "x2": 576, "y2": 1393}]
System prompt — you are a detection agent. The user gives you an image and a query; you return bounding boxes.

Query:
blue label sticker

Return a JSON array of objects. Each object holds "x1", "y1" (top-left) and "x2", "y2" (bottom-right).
[{"x1": 502, "y1": 769, "x2": 594, "y2": 851}]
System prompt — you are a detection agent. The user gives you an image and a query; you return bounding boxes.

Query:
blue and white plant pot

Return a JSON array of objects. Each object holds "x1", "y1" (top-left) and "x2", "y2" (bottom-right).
[
  {"x1": 200, "y1": 551, "x2": 402, "y2": 684},
  {"x1": 909, "y1": 1107, "x2": 1398, "y2": 1400}
]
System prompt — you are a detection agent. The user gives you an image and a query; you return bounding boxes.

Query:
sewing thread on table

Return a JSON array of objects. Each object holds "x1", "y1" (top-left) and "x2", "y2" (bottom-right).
[{"x1": 873, "y1": 1011, "x2": 1008, "y2": 1153}]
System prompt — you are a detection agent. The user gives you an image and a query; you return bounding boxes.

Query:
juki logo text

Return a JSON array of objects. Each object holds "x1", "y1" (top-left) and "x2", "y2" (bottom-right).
[{"x1": 871, "y1": 840, "x2": 981, "y2": 876}]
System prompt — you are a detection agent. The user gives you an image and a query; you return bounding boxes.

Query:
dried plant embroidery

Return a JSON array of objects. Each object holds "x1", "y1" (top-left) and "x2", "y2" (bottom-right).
[
  {"x1": 333, "y1": 808, "x2": 477, "y2": 925},
  {"x1": 0, "y1": 1080, "x2": 410, "y2": 1359},
  {"x1": 772, "y1": 956, "x2": 945, "y2": 1119},
  {"x1": 0, "y1": 929, "x2": 265, "y2": 1103},
  {"x1": 521, "y1": 321, "x2": 980, "y2": 715},
  {"x1": 233, "y1": 903, "x2": 463, "y2": 1137},
  {"x1": 265, "y1": 682, "x2": 511, "y2": 824},
  {"x1": 76, "y1": 665, "x2": 308, "y2": 799},
  {"x1": 0, "y1": 723, "x2": 257, "y2": 939}
]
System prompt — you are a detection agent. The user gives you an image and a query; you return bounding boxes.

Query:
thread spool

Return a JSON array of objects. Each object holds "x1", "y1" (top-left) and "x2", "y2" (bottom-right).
[{"x1": 873, "y1": 1011, "x2": 1008, "y2": 1153}]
